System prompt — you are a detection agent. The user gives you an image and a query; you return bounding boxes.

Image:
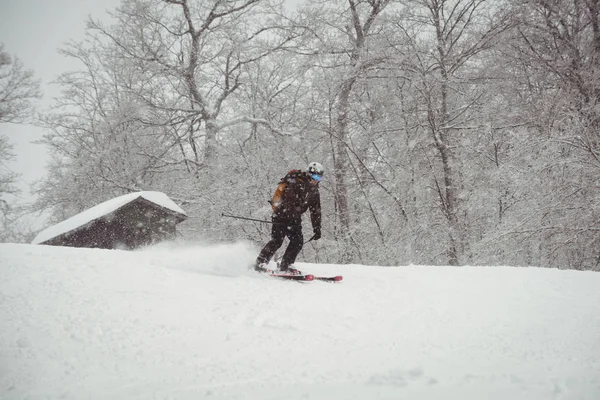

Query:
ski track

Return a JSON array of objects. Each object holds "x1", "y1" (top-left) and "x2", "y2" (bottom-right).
[{"x1": 1, "y1": 243, "x2": 600, "y2": 400}]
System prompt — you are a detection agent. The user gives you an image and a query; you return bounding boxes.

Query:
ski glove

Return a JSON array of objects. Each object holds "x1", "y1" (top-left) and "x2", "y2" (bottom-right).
[{"x1": 312, "y1": 229, "x2": 321, "y2": 241}]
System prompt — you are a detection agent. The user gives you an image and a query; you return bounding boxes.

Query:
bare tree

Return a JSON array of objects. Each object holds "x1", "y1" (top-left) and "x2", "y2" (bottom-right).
[
  {"x1": 0, "y1": 42, "x2": 41, "y2": 207},
  {"x1": 0, "y1": 43, "x2": 42, "y2": 124},
  {"x1": 291, "y1": 0, "x2": 394, "y2": 261},
  {"x1": 0, "y1": 43, "x2": 41, "y2": 241},
  {"x1": 397, "y1": 0, "x2": 512, "y2": 265},
  {"x1": 87, "y1": 0, "x2": 299, "y2": 172},
  {"x1": 0, "y1": 134, "x2": 19, "y2": 214},
  {"x1": 36, "y1": 39, "x2": 190, "y2": 220},
  {"x1": 488, "y1": 0, "x2": 600, "y2": 269},
  {"x1": 332, "y1": 0, "x2": 391, "y2": 254},
  {"x1": 35, "y1": 0, "x2": 318, "y2": 242}
]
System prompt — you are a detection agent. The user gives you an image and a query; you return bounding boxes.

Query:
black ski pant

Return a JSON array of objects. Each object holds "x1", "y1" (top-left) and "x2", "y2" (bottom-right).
[{"x1": 256, "y1": 222, "x2": 303, "y2": 270}]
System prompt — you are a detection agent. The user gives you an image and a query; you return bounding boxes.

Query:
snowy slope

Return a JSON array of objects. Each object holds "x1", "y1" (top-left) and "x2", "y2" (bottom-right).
[{"x1": 1, "y1": 243, "x2": 599, "y2": 400}]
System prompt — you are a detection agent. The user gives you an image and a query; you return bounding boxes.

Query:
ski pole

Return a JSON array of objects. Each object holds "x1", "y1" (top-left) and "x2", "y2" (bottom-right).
[
  {"x1": 304, "y1": 235, "x2": 316, "y2": 244},
  {"x1": 221, "y1": 213, "x2": 296, "y2": 226},
  {"x1": 221, "y1": 213, "x2": 275, "y2": 224}
]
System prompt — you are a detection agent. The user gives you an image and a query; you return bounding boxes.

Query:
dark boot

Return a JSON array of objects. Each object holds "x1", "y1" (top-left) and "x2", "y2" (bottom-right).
[
  {"x1": 253, "y1": 260, "x2": 270, "y2": 273},
  {"x1": 278, "y1": 264, "x2": 302, "y2": 275}
]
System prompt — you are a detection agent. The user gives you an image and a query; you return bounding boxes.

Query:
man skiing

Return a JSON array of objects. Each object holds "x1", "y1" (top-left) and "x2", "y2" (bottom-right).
[{"x1": 254, "y1": 162, "x2": 324, "y2": 275}]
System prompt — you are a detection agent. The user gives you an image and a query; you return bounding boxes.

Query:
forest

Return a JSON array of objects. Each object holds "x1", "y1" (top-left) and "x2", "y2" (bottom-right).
[{"x1": 2, "y1": 0, "x2": 599, "y2": 270}]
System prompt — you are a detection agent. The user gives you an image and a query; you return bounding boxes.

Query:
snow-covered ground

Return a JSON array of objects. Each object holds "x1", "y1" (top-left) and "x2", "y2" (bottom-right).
[{"x1": 1, "y1": 242, "x2": 599, "y2": 400}]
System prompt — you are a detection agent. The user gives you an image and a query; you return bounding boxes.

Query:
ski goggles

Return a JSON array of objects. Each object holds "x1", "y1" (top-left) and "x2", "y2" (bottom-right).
[{"x1": 311, "y1": 173, "x2": 323, "y2": 182}]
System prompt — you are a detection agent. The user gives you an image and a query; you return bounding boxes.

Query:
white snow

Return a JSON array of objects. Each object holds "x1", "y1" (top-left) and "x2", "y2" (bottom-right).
[
  {"x1": 31, "y1": 191, "x2": 186, "y2": 245},
  {"x1": 1, "y1": 242, "x2": 600, "y2": 400}
]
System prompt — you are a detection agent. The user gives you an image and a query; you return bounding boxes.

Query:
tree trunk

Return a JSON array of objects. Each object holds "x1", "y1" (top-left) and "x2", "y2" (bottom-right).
[
  {"x1": 204, "y1": 118, "x2": 219, "y2": 168},
  {"x1": 333, "y1": 80, "x2": 353, "y2": 239}
]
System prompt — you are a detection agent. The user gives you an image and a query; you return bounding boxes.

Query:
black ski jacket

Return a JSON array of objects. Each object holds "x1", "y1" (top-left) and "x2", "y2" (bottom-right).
[{"x1": 270, "y1": 170, "x2": 321, "y2": 232}]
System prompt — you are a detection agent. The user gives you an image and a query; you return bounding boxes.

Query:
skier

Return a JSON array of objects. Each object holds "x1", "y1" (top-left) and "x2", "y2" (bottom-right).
[{"x1": 254, "y1": 162, "x2": 324, "y2": 275}]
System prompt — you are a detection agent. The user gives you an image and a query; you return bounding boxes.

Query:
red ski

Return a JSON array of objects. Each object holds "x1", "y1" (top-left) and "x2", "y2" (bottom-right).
[
  {"x1": 269, "y1": 272, "x2": 315, "y2": 281},
  {"x1": 314, "y1": 275, "x2": 343, "y2": 282},
  {"x1": 254, "y1": 265, "x2": 340, "y2": 282},
  {"x1": 254, "y1": 266, "x2": 313, "y2": 281}
]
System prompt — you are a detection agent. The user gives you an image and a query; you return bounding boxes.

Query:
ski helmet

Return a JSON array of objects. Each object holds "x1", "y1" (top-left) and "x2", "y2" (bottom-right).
[{"x1": 306, "y1": 162, "x2": 324, "y2": 181}]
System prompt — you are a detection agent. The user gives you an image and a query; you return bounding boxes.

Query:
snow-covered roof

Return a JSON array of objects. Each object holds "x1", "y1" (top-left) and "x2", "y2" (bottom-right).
[{"x1": 32, "y1": 191, "x2": 186, "y2": 245}]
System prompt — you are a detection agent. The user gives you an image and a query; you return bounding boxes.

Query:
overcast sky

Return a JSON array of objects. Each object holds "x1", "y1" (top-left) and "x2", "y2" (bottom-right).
[{"x1": 0, "y1": 0, "x2": 121, "y2": 208}]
